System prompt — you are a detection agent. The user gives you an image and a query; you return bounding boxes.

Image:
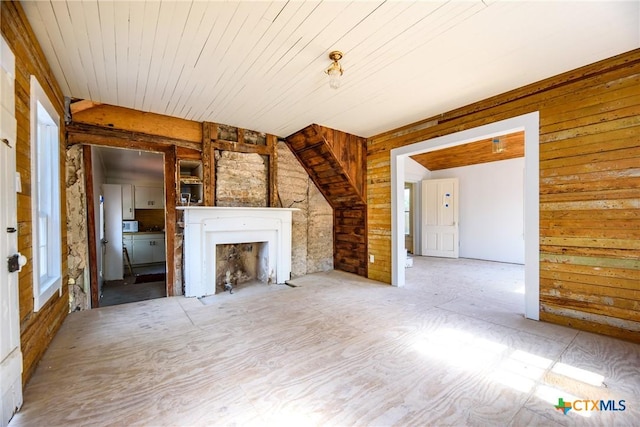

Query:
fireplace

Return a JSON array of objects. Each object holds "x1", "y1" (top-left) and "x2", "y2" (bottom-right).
[
  {"x1": 179, "y1": 207, "x2": 296, "y2": 297},
  {"x1": 215, "y1": 242, "x2": 269, "y2": 293}
]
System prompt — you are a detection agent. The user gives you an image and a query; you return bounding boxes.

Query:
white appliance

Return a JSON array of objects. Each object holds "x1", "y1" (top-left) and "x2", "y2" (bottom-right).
[{"x1": 122, "y1": 220, "x2": 138, "y2": 232}]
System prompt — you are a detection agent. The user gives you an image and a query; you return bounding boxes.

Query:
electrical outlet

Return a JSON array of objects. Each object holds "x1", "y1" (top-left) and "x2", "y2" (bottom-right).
[{"x1": 369, "y1": 254, "x2": 374, "y2": 263}]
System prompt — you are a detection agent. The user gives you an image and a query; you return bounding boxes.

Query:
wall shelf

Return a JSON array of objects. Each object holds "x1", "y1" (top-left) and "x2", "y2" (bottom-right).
[{"x1": 178, "y1": 159, "x2": 203, "y2": 206}]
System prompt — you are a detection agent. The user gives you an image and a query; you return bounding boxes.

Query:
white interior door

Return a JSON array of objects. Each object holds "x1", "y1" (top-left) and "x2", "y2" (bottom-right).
[
  {"x1": 0, "y1": 36, "x2": 23, "y2": 427},
  {"x1": 421, "y1": 178, "x2": 459, "y2": 258},
  {"x1": 102, "y1": 184, "x2": 123, "y2": 281}
]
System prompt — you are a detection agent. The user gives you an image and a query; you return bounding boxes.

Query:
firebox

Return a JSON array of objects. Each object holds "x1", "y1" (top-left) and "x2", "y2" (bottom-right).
[{"x1": 180, "y1": 207, "x2": 296, "y2": 298}]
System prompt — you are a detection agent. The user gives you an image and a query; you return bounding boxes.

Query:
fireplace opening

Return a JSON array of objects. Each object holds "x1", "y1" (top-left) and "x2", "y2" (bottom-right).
[
  {"x1": 181, "y1": 207, "x2": 294, "y2": 298},
  {"x1": 215, "y1": 242, "x2": 270, "y2": 293}
]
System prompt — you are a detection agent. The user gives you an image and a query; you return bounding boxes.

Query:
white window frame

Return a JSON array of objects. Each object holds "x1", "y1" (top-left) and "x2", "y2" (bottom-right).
[{"x1": 30, "y1": 75, "x2": 62, "y2": 311}]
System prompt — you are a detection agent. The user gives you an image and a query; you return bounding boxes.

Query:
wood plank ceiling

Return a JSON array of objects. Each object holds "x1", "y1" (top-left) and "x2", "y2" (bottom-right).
[
  {"x1": 411, "y1": 131, "x2": 524, "y2": 171},
  {"x1": 22, "y1": 1, "x2": 639, "y2": 138}
]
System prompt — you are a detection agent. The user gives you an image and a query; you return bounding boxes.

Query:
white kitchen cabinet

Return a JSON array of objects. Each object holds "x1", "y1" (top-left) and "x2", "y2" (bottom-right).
[
  {"x1": 131, "y1": 233, "x2": 165, "y2": 265},
  {"x1": 122, "y1": 235, "x2": 133, "y2": 253},
  {"x1": 132, "y1": 238, "x2": 153, "y2": 264},
  {"x1": 153, "y1": 237, "x2": 166, "y2": 262},
  {"x1": 121, "y1": 184, "x2": 135, "y2": 219},
  {"x1": 134, "y1": 186, "x2": 164, "y2": 209},
  {"x1": 122, "y1": 234, "x2": 134, "y2": 270}
]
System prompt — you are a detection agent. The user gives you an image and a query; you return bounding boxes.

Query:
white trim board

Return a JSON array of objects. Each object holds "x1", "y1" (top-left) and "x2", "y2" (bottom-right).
[{"x1": 390, "y1": 112, "x2": 540, "y2": 320}]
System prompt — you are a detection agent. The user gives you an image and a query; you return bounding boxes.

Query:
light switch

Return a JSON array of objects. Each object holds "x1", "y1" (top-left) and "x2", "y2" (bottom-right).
[{"x1": 15, "y1": 172, "x2": 21, "y2": 192}]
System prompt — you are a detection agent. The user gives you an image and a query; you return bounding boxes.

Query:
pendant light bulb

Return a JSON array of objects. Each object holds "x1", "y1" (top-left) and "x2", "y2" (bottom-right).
[{"x1": 325, "y1": 51, "x2": 344, "y2": 89}]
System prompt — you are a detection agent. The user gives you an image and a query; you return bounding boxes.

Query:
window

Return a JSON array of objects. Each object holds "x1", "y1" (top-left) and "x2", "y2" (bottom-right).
[
  {"x1": 404, "y1": 185, "x2": 412, "y2": 236},
  {"x1": 30, "y1": 76, "x2": 61, "y2": 311}
]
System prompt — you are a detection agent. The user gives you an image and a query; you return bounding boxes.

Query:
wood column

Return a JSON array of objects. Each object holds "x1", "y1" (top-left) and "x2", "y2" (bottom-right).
[
  {"x1": 202, "y1": 122, "x2": 215, "y2": 206},
  {"x1": 83, "y1": 146, "x2": 100, "y2": 308}
]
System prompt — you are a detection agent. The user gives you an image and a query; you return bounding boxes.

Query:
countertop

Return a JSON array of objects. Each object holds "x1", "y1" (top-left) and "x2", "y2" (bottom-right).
[{"x1": 123, "y1": 231, "x2": 165, "y2": 235}]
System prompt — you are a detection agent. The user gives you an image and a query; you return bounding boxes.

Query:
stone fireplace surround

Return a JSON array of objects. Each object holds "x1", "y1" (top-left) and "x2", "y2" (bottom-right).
[{"x1": 179, "y1": 207, "x2": 296, "y2": 297}]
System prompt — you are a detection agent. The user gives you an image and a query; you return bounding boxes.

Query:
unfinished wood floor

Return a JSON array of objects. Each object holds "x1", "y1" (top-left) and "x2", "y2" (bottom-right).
[{"x1": 10, "y1": 257, "x2": 640, "y2": 426}]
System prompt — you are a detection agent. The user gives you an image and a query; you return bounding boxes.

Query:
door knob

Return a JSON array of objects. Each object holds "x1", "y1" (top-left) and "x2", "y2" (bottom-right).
[{"x1": 7, "y1": 253, "x2": 27, "y2": 273}]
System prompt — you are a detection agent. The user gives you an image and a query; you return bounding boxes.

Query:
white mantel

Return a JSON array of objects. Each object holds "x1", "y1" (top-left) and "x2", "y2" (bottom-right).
[{"x1": 179, "y1": 207, "x2": 296, "y2": 297}]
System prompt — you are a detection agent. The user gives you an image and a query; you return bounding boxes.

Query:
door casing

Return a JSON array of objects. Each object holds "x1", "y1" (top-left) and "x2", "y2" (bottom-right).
[{"x1": 390, "y1": 112, "x2": 540, "y2": 320}]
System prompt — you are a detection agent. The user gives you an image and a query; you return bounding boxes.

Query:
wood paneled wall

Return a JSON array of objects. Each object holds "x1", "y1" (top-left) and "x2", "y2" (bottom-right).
[
  {"x1": 367, "y1": 49, "x2": 640, "y2": 342},
  {"x1": 1, "y1": 1, "x2": 69, "y2": 383}
]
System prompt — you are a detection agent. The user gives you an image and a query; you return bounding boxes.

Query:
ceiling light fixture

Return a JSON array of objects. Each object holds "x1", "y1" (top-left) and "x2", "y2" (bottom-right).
[
  {"x1": 492, "y1": 137, "x2": 505, "y2": 154},
  {"x1": 325, "y1": 50, "x2": 344, "y2": 89}
]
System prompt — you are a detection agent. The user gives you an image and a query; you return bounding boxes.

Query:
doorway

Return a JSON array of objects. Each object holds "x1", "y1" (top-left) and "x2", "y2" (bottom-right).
[
  {"x1": 89, "y1": 146, "x2": 168, "y2": 307},
  {"x1": 390, "y1": 112, "x2": 540, "y2": 320},
  {"x1": 404, "y1": 183, "x2": 415, "y2": 254}
]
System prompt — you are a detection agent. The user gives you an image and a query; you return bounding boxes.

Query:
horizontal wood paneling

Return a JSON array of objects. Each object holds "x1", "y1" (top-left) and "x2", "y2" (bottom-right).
[
  {"x1": 366, "y1": 48, "x2": 640, "y2": 343},
  {"x1": 1, "y1": 0, "x2": 69, "y2": 384},
  {"x1": 334, "y1": 206, "x2": 367, "y2": 277}
]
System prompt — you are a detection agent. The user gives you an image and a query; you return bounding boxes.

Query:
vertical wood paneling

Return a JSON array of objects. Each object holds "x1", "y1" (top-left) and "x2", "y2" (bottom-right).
[
  {"x1": 1, "y1": 0, "x2": 69, "y2": 384},
  {"x1": 366, "y1": 49, "x2": 640, "y2": 342}
]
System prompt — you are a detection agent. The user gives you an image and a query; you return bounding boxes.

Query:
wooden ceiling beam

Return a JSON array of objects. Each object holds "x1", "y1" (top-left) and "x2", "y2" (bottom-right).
[
  {"x1": 71, "y1": 103, "x2": 202, "y2": 143},
  {"x1": 69, "y1": 99, "x2": 101, "y2": 115},
  {"x1": 66, "y1": 122, "x2": 202, "y2": 152}
]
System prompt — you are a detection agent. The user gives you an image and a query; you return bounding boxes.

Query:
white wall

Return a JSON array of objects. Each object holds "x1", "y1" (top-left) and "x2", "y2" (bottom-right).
[
  {"x1": 404, "y1": 157, "x2": 431, "y2": 254},
  {"x1": 91, "y1": 146, "x2": 107, "y2": 297},
  {"x1": 102, "y1": 184, "x2": 123, "y2": 281},
  {"x1": 404, "y1": 156, "x2": 431, "y2": 182},
  {"x1": 430, "y1": 158, "x2": 524, "y2": 264}
]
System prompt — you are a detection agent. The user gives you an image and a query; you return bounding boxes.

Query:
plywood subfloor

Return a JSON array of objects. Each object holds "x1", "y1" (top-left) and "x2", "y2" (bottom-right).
[{"x1": 10, "y1": 258, "x2": 640, "y2": 426}]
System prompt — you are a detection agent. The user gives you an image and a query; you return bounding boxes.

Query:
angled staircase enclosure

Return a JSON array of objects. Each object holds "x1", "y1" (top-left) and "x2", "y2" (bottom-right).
[{"x1": 286, "y1": 124, "x2": 368, "y2": 277}]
